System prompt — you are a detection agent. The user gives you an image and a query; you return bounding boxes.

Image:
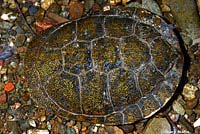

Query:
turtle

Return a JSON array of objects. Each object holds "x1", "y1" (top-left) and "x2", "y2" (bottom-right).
[{"x1": 24, "y1": 7, "x2": 187, "y2": 125}]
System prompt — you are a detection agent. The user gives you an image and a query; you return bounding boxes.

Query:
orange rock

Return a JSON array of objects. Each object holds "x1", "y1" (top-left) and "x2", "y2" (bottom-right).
[
  {"x1": 0, "y1": 93, "x2": 6, "y2": 104},
  {"x1": 4, "y1": 82, "x2": 15, "y2": 92},
  {"x1": 35, "y1": 18, "x2": 54, "y2": 33},
  {"x1": 0, "y1": 60, "x2": 3, "y2": 67},
  {"x1": 69, "y1": 1, "x2": 84, "y2": 20}
]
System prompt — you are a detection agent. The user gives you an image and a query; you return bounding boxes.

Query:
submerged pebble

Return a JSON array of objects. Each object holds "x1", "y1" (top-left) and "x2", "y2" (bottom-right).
[{"x1": 143, "y1": 118, "x2": 171, "y2": 134}]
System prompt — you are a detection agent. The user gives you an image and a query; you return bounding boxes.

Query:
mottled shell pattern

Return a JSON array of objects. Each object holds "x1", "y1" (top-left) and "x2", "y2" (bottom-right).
[{"x1": 25, "y1": 7, "x2": 183, "y2": 125}]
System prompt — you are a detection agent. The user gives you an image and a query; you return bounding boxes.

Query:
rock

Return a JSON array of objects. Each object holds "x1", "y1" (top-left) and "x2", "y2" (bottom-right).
[
  {"x1": 104, "y1": 126, "x2": 114, "y2": 133},
  {"x1": 194, "y1": 118, "x2": 200, "y2": 128},
  {"x1": 81, "y1": 126, "x2": 87, "y2": 133},
  {"x1": 47, "y1": 121, "x2": 51, "y2": 130},
  {"x1": 41, "y1": 0, "x2": 55, "y2": 10},
  {"x1": 66, "y1": 120, "x2": 76, "y2": 127},
  {"x1": 143, "y1": 118, "x2": 171, "y2": 134},
  {"x1": 69, "y1": 1, "x2": 84, "y2": 20},
  {"x1": 19, "y1": 120, "x2": 31, "y2": 131},
  {"x1": 1, "y1": 12, "x2": 16, "y2": 21},
  {"x1": 7, "y1": 121, "x2": 22, "y2": 134},
  {"x1": 142, "y1": 0, "x2": 162, "y2": 15},
  {"x1": 10, "y1": 102, "x2": 21, "y2": 109},
  {"x1": 118, "y1": 124, "x2": 134, "y2": 133},
  {"x1": 47, "y1": 3, "x2": 61, "y2": 13},
  {"x1": 16, "y1": 34, "x2": 26, "y2": 47},
  {"x1": 90, "y1": 125, "x2": 98, "y2": 133},
  {"x1": 72, "y1": 125, "x2": 79, "y2": 134},
  {"x1": 185, "y1": 98, "x2": 198, "y2": 109},
  {"x1": 97, "y1": 127, "x2": 107, "y2": 134},
  {"x1": 169, "y1": 113, "x2": 180, "y2": 122},
  {"x1": 21, "y1": 91, "x2": 30, "y2": 102},
  {"x1": 29, "y1": 5, "x2": 38, "y2": 15},
  {"x1": 0, "y1": 60, "x2": 3, "y2": 69},
  {"x1": 4, "y1": 82, "x2": 15, "y2": 92},
  {"x1": 10, "y1": 61, "x2": 17, "y2": 69},
  {"x1": 29, "y1": 119, "x2": 36, "y2": 127},
  {"x1": 179, "y1": 115, "x2": 194, "y2": 132},
  {"x1": 66, "y1": 127, "x2": 76, "y2": 134},
  {"x1": 74, "y1": 121, "x2": 81, "y2": 132},
  {"x1": 47, "y1": 12, "x2": 68, "y2": 23},
  {"x1": 0, "y1": 93, "x2": 6, "y2": 104},
  {"x1": 35, "y1": 8, "x2": 45, "y2": 21},
  {"x1": 172, "y1": 100, "x2": 185, "y2": 115},
  {"x1": 26, "y1": 16, "x2": 35, "y2": 24},
  {"x1": 85, "y1": 0, "x2": 94, "y2": 12},
  {"x1": 92, "y1": 2, "x2": 101, "y2": 13},
  {"x1": 114, "y1": 126, "x2": 124, "y2": 134},
  {"x1": 40, "y1": 115, "x2": 46, "y2": 122},
  {"x1": 27, "y1": 129, "x2": 49, "y2": 134},
  {"x1": 182, "y1": 84, "x2": 198, "y2": 101},
  {"x1": 0, "y1": 21, "x2": 13, "y2": 29}
]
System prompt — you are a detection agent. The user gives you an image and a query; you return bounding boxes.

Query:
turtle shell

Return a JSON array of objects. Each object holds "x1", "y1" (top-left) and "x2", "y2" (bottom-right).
[{"x1": 25, "y1": 8, "x2": 184, "y2": 125}]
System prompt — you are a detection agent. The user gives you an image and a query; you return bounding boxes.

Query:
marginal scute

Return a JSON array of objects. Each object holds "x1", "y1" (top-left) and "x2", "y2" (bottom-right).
[
  {"x1": 44, "y1": 22, "x2": 76, "y2": 48},
  {"x1": 153, "y1": 83, "x2": 174, "y2": 105},
  {"x1": 123, "y1": 104, "x2": 143, "y2": 124},
  {"x1": 138, "y1": 64, "x2": 164, "y2": 95},
  {"x1": 105, "y1": 16, "x2": 135, "y2": 37},
  {"x1": 77, "y1": 17, "x2": 104, "y2": 41},
  {"x1": 105, "y1": 113, "x2": 124, "y2": 124},
  {"x1": 135, "y1": 8, "x2": 152, "y2": 21},
  {"x1": 137, "y1": 94, "x2": 161, "y2": 117},
  {"x1": 25, "y1": 7, "x2": 183, "y2": 125},
  {"x1": 134, "y1": 23, "x2": 161, "y2": 42},
  {"x1": 151, "y1": 38, "x2": 177, "y2": 73}
]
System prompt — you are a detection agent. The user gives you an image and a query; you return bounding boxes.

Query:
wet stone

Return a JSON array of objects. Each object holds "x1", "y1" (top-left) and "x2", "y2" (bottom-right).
[
  {"x1": 85, "y1": 0, "x2": 95, "y2": 12},
  {"x1": 7, "y1": 121, "x2": 22, "y2": 134},
  {"x1": 185, "y1": 98, "x2": 198, "y2": 109},
  {"x1": 16, "y1": 34, "x2": 26, "y2": 47},
  {"x1": 172, "y1": 100, "x2": 185, "y2": 116},
  {"x1": 41, "y1": 0, "x2": 55, "y2": 10},
  {"x1": 143, "y1": 118, "x2": 171, "y2": 134},
  {"x1": 113, "y1": 126, "x2": 124, "y2": 134},
  {"x1": 35, "y1": 8, "x2": 45, "y2": 21},
  {"x1": 66, "y1": 120, "x2": 76, "y2": 127},
  {"x1": 69, "y1": 1, "x2": 84, "y2": 20},
  {"x1": 26, "y1": 16, "x2": 35, "y2": 24},
  {"x1": 0, "y1": 93, "x2": 6, "y2": 104},
  {"x1": 118, "y1": 124, "x2": 134, "y2": 133},
  {"x1": 27, "y1": 129, "x2": 49, "y2": 134},
  {"x1": 19, "y1": 120, "x2": 31, "y2": 131},
  {"x1": 0, "y1": 21, "x2": 13, "y2": 29},
  {"x1": 182, "y1": 84, "x2": 198, "y2": 101},
  {"x1": 47, "y1": 3, "x2": 61, "y2": 13},
  {"x1": 66, "y1": 127, "x2": 76, "y2": 134},
  {"x1": 169, "y1": 113, "x2": 180, "y2": 122},
  {"x1": 29, "y1": 119, "x2": 36, "y2": 127},
  {"x1": 29, "y1": 5, "x2": 38, "y2": 15}
]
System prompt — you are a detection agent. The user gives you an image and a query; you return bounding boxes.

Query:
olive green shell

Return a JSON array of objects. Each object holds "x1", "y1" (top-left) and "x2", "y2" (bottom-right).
[{"x1": 25, "y1": 8, "x2": 183, "y2": 125}]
